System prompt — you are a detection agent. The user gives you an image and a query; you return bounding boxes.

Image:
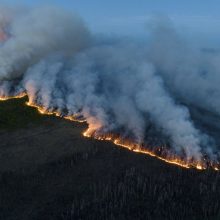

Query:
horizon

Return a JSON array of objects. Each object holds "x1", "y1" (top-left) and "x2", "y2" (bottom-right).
[{"x1": 2, "y1": 0, "x2": 220, "y2": 47}]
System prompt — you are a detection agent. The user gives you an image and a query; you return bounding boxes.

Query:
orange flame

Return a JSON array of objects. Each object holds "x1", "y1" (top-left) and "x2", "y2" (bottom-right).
[
  {"x1": 0, "y1": 92, "x2": 26, "y2": 101},
  {"x1": 83, "y1": 126, "x2": 220, "y2": 171},
  {"x1": 83, "y1": 128, "x2": 209, "y2": 170},
  {"x1": 0, "y1": 93, "x2": 219, "y2": 171},
  {"x1": 26, "y1": 101, "x2": 86, "y2": 123}
]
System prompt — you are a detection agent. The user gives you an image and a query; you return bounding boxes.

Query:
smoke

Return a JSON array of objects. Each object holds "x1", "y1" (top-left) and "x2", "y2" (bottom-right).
[
  {"x1": 0, "y1": 6, "x2": 90, "y2": 80},
  {"x1": 0, "y1": 6, "x2": 220, "y2": 162}
]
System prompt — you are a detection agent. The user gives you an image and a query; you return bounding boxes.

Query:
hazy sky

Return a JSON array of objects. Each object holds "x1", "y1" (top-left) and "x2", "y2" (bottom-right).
[{"x1": 2, "y1": 0, "x2": 220, "y2": 45}]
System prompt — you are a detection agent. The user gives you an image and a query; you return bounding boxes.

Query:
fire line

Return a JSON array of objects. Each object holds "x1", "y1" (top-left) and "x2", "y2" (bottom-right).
[{"x1": 0, "y1": 93, "x2": 219, "y2": 171}]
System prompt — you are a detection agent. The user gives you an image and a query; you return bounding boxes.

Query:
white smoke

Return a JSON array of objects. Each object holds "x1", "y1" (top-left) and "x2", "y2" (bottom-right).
[
  {"x1": 0, "y1": 6, "x2": 219, "y2": 162},
  {"x1": 0, "y1": 6, "x2": 90, "y2": 80}
]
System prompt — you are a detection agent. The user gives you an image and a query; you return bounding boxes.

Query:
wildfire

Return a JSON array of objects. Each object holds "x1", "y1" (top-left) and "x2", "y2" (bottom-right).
[
  {"x1": 0, "y1": 92, "x2": 26, "y2": 101},
  {"x1": 0, "y1": 93, "x2": 219, "y2": 171},
  {"x1": 82, "y1": 129, "x2": 205, "y2": 170},
  {"x1": 114, "y1": 139, "x2": 192, "y2": 169},
  {"x1": 83, "y1": 127, "x2": 220, "y2": 170},
  {"x1": 26, "y1": 101, "x2": 86, "y2": 123},
  {"x1": 64, "y1": 115, "x2": 86, "y2": 123},
  {"x1": 26, "y1": 102, "x2": 58, "y2": 116}
]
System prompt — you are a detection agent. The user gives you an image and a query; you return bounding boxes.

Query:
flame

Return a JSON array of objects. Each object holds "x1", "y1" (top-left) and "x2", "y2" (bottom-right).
[
  {"x1": 64, "y1": 115, "x2": 86, "y2": 123},
  {"x1": 82, "y1": 128, "x2": 202, "y2": 170},
  {"x1": 26, "y1": 101, "x2": 86, "y2": 123},
  {"x1": 26, "y1": 101, "x2": 57, "y2": 115},
  {"x1": 114, "y1": 139, "x2": 192, "y2": 169},
  {"x1": 0, "y1": 93, "x2": 219, "y2": 171},
  {"x1": 0, "y1": 92, "x2": 26, "y2": 101}
]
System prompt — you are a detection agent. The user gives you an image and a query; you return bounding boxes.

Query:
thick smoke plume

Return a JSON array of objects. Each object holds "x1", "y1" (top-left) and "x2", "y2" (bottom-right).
[{"x1": 0, "y1": 6, "x2": 220, "y2": 164}]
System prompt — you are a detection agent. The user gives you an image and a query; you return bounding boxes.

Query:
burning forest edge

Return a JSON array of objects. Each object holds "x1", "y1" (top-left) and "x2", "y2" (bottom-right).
[
  {"x1": 1, "y1": 6, "x2": 220, "y2": 173},
  {"x1": 1, "y1": 93, "x2": 219, "y2": 171}
]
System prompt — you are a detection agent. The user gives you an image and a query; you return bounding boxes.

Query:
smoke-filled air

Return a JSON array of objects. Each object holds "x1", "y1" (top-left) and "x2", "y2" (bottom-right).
[{"x1": 1, "y1": 6, "x2": 220, "y2": 169}]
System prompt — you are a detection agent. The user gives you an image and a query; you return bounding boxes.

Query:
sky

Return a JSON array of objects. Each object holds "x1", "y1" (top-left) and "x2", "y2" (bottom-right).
[{"x1": 2, "y1": 0, "x2": 220, "y2": 45}]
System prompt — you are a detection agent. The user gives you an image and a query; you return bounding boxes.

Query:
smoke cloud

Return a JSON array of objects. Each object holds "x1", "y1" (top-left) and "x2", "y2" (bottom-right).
[{"x1": 0, "y1": 6, "x2": 220, "y2": 163}]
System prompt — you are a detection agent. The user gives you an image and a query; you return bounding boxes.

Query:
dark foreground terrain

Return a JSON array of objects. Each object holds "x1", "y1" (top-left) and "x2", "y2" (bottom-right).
[{"x1": 0, "y1": 98, "x2": 220, "y2": 220}]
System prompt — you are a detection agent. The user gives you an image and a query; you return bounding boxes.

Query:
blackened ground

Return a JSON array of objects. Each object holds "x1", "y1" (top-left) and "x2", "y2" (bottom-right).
[{"x1": 0, "y1": 98, "x2": 220, "y2": 220}]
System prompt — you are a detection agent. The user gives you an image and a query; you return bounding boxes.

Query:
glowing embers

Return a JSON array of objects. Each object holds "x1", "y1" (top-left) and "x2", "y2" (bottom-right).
[
  {"x1": 64, "y1": 115, "x2": 86, "y2": 123},
  {"x1": 0, "y1": 94, "x2": 219, "y2": 171},
  {"x1": 0, "y1": 92, "x2": 26, "y2": 101},
  {"x1": 5, "y1": 92, "x2": 86, "y2": 121},
  {"x1": 83, "y1": 129, "x2": 220, "y2": 171},
  {"x1": 26, "y1": 101, "x2": 86, "y2": 123},
  {"x1": 26, "y1": 102, "x2": 56, "y2": 115}
]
